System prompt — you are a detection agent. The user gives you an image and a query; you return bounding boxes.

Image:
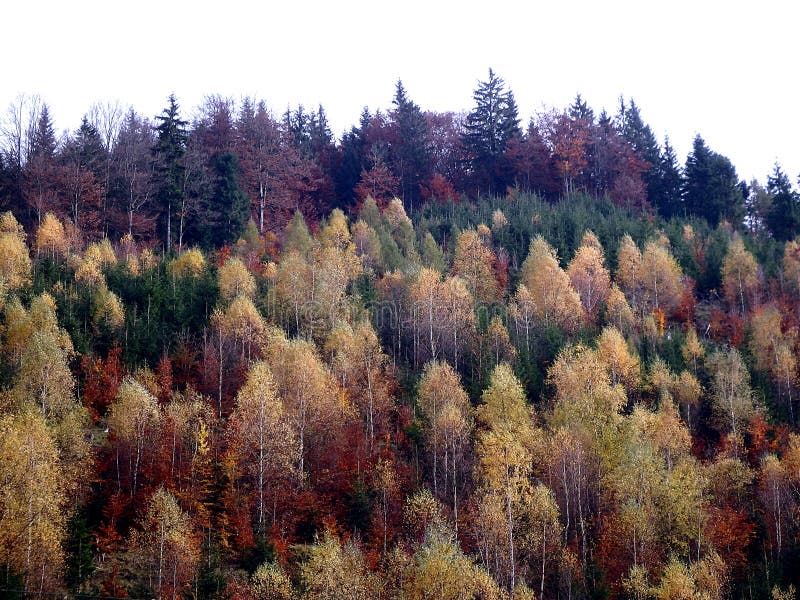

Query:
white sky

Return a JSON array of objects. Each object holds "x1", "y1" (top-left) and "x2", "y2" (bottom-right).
[{"x1": 3, "y1": 0, "x2": 798, "y2": 184}]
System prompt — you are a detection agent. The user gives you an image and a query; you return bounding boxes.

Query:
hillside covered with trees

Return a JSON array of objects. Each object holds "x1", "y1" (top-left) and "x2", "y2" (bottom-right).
[{"x1": 2, "y1": 73, "x2": 800, "y2": 599}]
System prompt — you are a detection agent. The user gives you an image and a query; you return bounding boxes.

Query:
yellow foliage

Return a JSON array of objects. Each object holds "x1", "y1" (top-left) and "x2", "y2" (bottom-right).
[
  {"x1": 452, "y1": 228, "x2": 499, "y2": 303},
  {"x1": 218, "y1": 256, "x2": 257, "y2": 301},
  {"x1": 0, "y1": 412, "x2": 66, "y2": 592},
  {"x1": 721, "y1": 234, "x2": 759, "y2": 314},
  {"x1": 10, "y1": 295, "x2": 75, "y2": 422},
  {"x1": 352, "y1": 219, "x2": 382, "y2": 271},
  {"x1": 132, "y1": 487, "x2": 199, "y2": 599},
  {"x1": 168, "y1": 247, "x2": 206, "y2": 279},
  {"x1": 749, "y1": 304, "x2": 795, "y2": 375},
  {"x1": 519, "y1": 236, "x2": 584, "y2": 333},
  {"x1": 616, "y1": 233, "x2": 643, "y2": 306},
  {"x1": 606, "y1": 283, "x2": 636, "y2": 334},
  {"x1": 706, "y1": 348, "x2": 759, "y2": 438},
  {"x1": 300, "y1": 531, "x2": 380, "y2": 599},
  {"x1": 549, "y1": 344, "x2": 626, "y2": 434},
  {"x1": 251, "y1": 561, "x2": 294, "y2": 600},
  {"x1": 140, "y1": 247, "x2": 159, "y2": 271},
  {"x1": 403, "y1": 525, "x2": 506, "y2": 600},
  {"x1": 92, "y1": 286, "x2": 125, "y2": 330},
  {"x1": 682, "y1": 326, "x2": 704, "y2": 373},
  {"x1": 476, "y1": 363, "x2": 538, "y2": 490},
  {"x1": 37, "y1": 212, "x2": 67, "y2": 258},
  {"x1": 567, "y1": 230, "x2": 611, "y2": 318},
  {"x1": 0, "y1": 231, "x2": 32, "y2": 291},
  {"x1": 263, "y1": 330, "x2": 350, "y2": 481},
  {"x1": 318, "y1": 208, "x2": 352, "y2": 251},
  {"x1": 492, "y1": 209, "x2": 509, "y2": 231},
  {"x1": 487, "y1": 315, "x2": 516, "y2": 366},
  {"x1": 0, "y1": 211, "x2": 25, "y2": 239},
  {"x1": 640, "y1": 239, "x2": 683, "y2": 313},
  {"x1": 73, "y1": 256, "x2": 106, "y2": 287},
  {"x1": 782, "y1": 238, "x2": 800, "y2": 296},
  {"x1": 596, "y1": 326, "x2": 641, "y2": 393},
  {"x1": 84, "y1": 237, "x2": 117, "y2": 266},
  {"x1": 263, "y1": 260, "x2": 278, "y2": 280},
  {"x1": 228, "y1": 361, "x2": 295, "y2": 534}
]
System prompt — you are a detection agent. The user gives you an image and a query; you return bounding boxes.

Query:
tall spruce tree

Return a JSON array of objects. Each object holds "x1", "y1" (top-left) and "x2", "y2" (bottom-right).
[
  {"x1": 390, "y1": 80, "x2": 431, "y2": 210},
  {"x1": 152, "y1": 94, "x2": 187, "y2": 251},
  {"x1": 618, "y1": 99, "x2": 662, "y2": 207},
  {"x1": 766, "y1": 163, "x2": 800, "y2": 241},
  {"x1": 68, "y1": 116, "x2": 105, "y2": 178},
  {"x1": 651, "y1": 137, "x2": 684, "y2": 219},
  {"x1": 199, "y1": 151, "x2": 249, "y2": 248},
  {"x1": 29, "y1": 104, "x2": 58, "y2": 162},
  {"x1": 683, "y1": 134, "x2": 743, "y2": 226},
  {"x1": 462, "y1": 69, "x2": 521, "y2": 196}
]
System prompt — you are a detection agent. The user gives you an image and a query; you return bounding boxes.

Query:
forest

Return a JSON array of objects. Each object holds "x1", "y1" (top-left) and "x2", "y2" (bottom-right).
[{"x1": 2, "y1": 70, "x2": 800, "y2": 599}]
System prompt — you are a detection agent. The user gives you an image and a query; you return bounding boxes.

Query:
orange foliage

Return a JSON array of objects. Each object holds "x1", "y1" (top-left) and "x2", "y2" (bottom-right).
[
  {"x1": 81, "y1": 346, "x2": 124, "y2": 421},
  {"x1": 705, "y1": 506, "x2": 755, "y2": 576}
]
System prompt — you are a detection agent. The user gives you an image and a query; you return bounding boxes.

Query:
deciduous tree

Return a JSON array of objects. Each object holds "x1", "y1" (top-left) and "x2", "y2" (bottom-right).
[{"x1": 519, "y1": 235, "x2": 584, "y2": 333}]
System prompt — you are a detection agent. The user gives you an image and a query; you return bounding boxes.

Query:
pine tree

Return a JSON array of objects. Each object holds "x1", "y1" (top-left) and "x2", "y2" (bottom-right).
[
  {"x1": 462, "y1": 69, "x2": 521, "y2": 195},
  {"x1": 152, "y1": 94, "x2": 187, "y2": 251}
]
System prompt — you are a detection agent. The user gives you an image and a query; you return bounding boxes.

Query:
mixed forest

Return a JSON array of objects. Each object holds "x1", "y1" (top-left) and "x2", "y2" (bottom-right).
[{"x1": 2, "y1": 71, "x2": 800, "y2": 599}]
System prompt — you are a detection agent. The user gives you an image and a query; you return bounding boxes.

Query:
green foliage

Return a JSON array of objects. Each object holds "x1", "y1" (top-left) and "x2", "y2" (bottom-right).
[
  {"x1": 767, "y1": 163, "x2": 800, "y2": 242},
  {"x1": 153, "y1": 94, "x2": 188, "y2": 250},
  {"x1": 683, "y1": 134, "x2": 744, "y2": 227},
  {"x1": 64, "y1": 510, "x2": 94, "y2": 591},
  {"x1": 462, "y1": 69, "x2": 521, "y2": 195},
  {"x1": 196, "y1": 152, "x2": 249, "y2": 248}
]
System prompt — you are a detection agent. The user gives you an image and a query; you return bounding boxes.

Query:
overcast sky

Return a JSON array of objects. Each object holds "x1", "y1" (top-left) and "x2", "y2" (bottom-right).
[{"x1": 3, "y1": 0, "x2": 798, "y2": 184}]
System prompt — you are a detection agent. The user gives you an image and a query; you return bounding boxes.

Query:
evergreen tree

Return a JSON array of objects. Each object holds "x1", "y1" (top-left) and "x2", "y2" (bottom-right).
[
  {"x1": 152, "y1": 94, "x2": 187, "y2": 251},
  {"x1": 67, "y1": 116, "x2": 105, "y2": 178},
  {"x1": 766, "y1": 163, "x2": 800, "y2": 241},
  {"x1": 568, "y1": 93, "x2": 595, "y2": 122},
  {"x1": 29, "y1": 104, "x2": 58, "y2": 162},
  {"x1": 334, "y1": 108, "x2": 371, "y2": 209},
  {"x1": 390, "y1": 80, "x2": 431, "y2": 211},
  {"x1": 618, "y1": 99, "x2": 663, "y2": 205},
  {"x1": 683, "y1": 134, "x2": 743, "y2": 226},
  {"x1": 651, "y1": 137, "x2": 684, "y2": 219},
  {"x1": 199, "y1": 152, "x2": 249, "y2": 248},
  {"x1": 462, "y1": 69, "x2": 521, "y2": 196}
]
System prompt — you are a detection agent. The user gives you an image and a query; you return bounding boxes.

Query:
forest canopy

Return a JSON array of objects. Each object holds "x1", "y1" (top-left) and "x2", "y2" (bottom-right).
[{"x1": 1, "y1": 75, "x2": 800, "y2": 599}]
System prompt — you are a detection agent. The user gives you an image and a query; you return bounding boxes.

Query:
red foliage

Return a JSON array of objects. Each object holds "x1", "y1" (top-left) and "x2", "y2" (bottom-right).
[
  {"x1": 216, "y1": 245, "x2": 233, "y2": 267},
  {"x1": 674, "y1": 278, "x2": 697, "y2": 322},
  {"x1": 420, "y1": 173, "x2": 458, "y2": 203},
  {"x1": 493, "y1": 249, "x2": 510, "y2": 295},
  {"x1": 354, "y1": 156, "x2": 400, "y2": 208},
  {"x1": 708, "y1": 306, "x2": 745, "y2": 347},
  {"x1": 747, "y1": 414, "x2": 791, "y2": 466},
  {"x1": 99, "y1": 566, "x2": 128, "y2": 598},
  {"x1": 171, "y1": 341, "x2": 200, "y2": 391},
  {"x1": 156, "y1": 353, "x2": 173, "y2": 404},
  {"x1": 595, "y1": 512, "x2": 661, "y2": 596},
  {"x1": 505, "y1": 123, "x2": 560, "y2": 198},
  {"x1": 96, "y1": 491, "x2": 128, "y2": 555},
  {"x1": 81, "y1": 346, "x2": 124, "y2": 421},
  {"x1": 705, "y1": 506, "x2": 755, "y2": 576}
]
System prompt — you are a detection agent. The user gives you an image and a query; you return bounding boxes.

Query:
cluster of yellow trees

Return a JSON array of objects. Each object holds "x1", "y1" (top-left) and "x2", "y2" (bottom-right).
[{"x1": 3, "y1": 201, "x2": 800, "y2": 599}]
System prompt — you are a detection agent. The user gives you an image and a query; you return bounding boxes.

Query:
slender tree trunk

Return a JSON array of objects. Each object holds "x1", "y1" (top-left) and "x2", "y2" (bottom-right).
[{"x1": 506, "y1": 463, "x2": 515, "y2": 598}]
